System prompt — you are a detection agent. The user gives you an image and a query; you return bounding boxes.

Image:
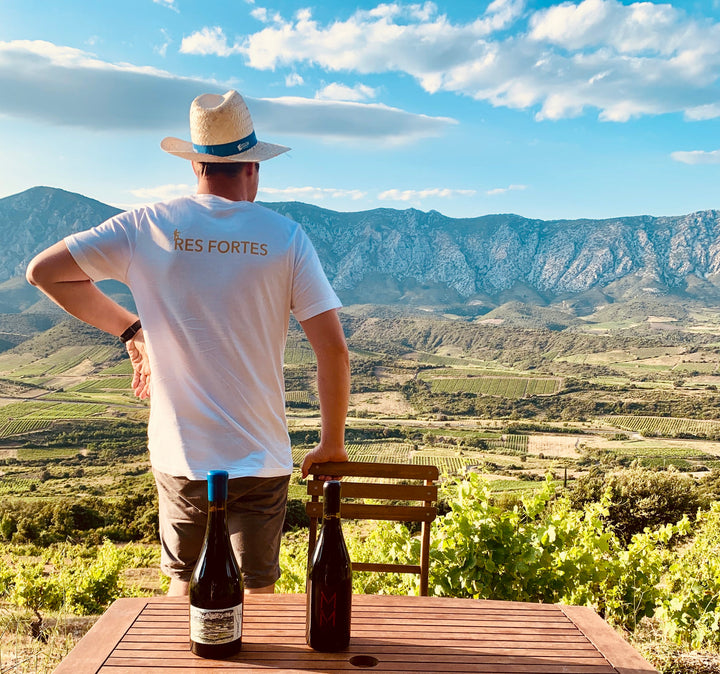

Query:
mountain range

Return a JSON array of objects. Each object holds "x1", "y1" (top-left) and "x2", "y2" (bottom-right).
[{"x1": 2, "y1": 186, "x2": 720, "y2": 331}]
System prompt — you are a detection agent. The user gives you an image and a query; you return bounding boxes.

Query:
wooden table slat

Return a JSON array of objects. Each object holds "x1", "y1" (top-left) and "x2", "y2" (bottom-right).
[
  {"x1": 117, "y1": 638, "x2": 602, "y2": 652},
  {"x1": 106, "y1": 646, "x2": 609, "y2": 662},
  {"x1": 118, "y1": 630, "x2": 597, "y2": 651},
  {"x1": 104, "y1": 658, "x2": 618, "y2": 674}
]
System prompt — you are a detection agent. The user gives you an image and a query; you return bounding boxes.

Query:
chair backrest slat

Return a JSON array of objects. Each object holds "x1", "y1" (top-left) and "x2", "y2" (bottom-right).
[
  {"x1": 307, "y1": 461, "x2": 438, "y2": 481},
  {"x1": 306, "y1": 502, "x2": 437, "y2": 522},
  {"x1": 306, "y1": 481, "x2": 437, "y2": 502}
]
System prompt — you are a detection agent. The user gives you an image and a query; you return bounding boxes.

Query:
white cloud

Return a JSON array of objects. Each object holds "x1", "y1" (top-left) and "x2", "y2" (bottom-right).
[
  {"x1": 285, "y1": 73, "x2": 304, "y2": 87},
  {"x1": 251, "y1": 7, "x2": 268, "y2": 22},
  {"x1": 259, "y1": 186, "x2": 367, "y2": 200},
  {"x1": 181, "y1": 0, "x2": 720, "y2": 123},
  {"x1": 155, "y1": 29, "x2": 172, "y2": 58},
  {"x1": 153, "y1": 0, "x2": 179, "y2": 13},
  {"x1": 249, "y1": 96, "x2": 456, "y2": 143},
  {"x1": 407, "y1": 2, "x2": 437, "y2": 22},
  {"x1": 0, "y1": 40, "x2": 211, "y2": 130},
  {"x1": 239, "y1": 4, "x2": 518, "y2": 77},
  {"x1": 250, "y1": 7, "x2": 282, "y2": 24},
  {"x1": 486, "y1": 184, "x2": 527, "y2": 195},
  {"x1": 670, "y1": 150, "x2": 720, "y2": 165},
  {"x1": 378, "y1": 188, "x2": 476, "y2": 201},
  {"x1": 129, "y1": 184, "x2": 195, "y2": 203},
  {"x1": 529, "y1": 0, "x2": 684, "y2": 55},
  {"x1": 315, "y1": 83, "x2": 377, "y2": 102},
  {"x1": 0, "y1": 40, "x2": 455, "y2": 142},
  {"x1": 180, "y1": 26, "x2": 236, "y2": 56},
  {"x1": 685, "y1": 104, "x2": 720, "y2": 121}
]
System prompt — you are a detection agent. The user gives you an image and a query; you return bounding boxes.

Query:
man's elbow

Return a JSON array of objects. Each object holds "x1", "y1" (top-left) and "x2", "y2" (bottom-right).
[
  {"x1": 25, "y1": 242, "x2": 73, "y2": 289},
  {"x1": 26, "y1": 253, "x2": 62, "y2": 291},
  {"x1": 25, "y1": 256, "x2": 43, "y2": 287}
]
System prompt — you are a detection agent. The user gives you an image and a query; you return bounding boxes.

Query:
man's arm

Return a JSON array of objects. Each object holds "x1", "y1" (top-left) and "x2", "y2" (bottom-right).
[
  {"x1": 26, "y1": 240, "x2": 151, "y2": 398},
  {"x1": 299, "y1": 309, "x2": 350, "y2": 478}
]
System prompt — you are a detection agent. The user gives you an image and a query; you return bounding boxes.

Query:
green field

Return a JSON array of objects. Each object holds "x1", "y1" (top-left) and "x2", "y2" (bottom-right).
[
  {"x1": 601, "y1": 415, "x2": 720, "y2": 437},
  {"x1": 488, "y1": 434, "x2": 529, "y2": 454},
  {"x1": 101, "y1": 360, "x2": 134, "y2": 374},
  {"x1": 0, "y1": 401, "x2": 112, "y2": 439},
  {"x1": 292, "y1": 439, "x2": 531, "y2": 483},
  {"x1": 68, "y1": 377, "x2": 133, "y2": 392},
  {"x1": 285, "y1": 391, "x2": 316, "y2": 405},
  {"x1": 672, "y1": 362, "x2": 718, "y2": 373},
  {"x1": 0, "y1": 477, "x2": 39, "y2": 495},
  {"x1": 429, "y1": 376, "x2": 559, "y2": 397},
  {"x1": 284, "y1": 346, "x2": 316, "y2": 365},
  {"x1": 2, "y1": 346, "x2": 117, "y2": 377},
  {"x1": 0, "y1": 418, "x2": 52, "y2": 438}
]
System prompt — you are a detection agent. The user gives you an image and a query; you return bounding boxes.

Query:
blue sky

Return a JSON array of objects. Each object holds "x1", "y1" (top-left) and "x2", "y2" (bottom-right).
[{"x1": 2, "y1": 0, "x2": 720, "y2": 220}]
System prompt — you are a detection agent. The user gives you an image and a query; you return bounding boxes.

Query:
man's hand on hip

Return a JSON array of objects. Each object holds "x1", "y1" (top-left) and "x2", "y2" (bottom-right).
[{"x1": 126, "y1": 330, "x2": 151, "y2": 399}]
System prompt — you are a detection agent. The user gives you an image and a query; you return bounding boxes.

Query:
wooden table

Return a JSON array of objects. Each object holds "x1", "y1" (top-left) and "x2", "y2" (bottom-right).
[{"x1": 53, "y1": 594, "x2": 657, "y2": 673}]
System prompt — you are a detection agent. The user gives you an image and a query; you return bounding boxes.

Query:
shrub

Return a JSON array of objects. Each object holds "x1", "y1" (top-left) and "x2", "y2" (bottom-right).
[
  {"x1": 0, "y1": 541, "x2": 152, "y2": 616},
  {"x1": 0, "y1": 491, "x2": 159, "y2": 544},
  {"x1": 569, "y1": 467, "x2": 703, "y2": 542},
  {"x1": 283, "y1": 499, "x2": 310, "y2": 531}
]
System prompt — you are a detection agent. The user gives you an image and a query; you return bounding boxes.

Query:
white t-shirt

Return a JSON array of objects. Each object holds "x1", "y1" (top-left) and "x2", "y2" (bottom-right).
[{"x1": 65, "y1": 194, "x2": 341, "y2": 479}]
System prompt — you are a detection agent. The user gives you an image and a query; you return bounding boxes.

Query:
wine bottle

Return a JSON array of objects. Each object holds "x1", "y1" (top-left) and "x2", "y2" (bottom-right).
[
  {"x1": 189, "y1": 470, "x2": 243, "y2": 659},
  {"x1": 306, "y1": 479, "x2": 352, "y2": 651}
]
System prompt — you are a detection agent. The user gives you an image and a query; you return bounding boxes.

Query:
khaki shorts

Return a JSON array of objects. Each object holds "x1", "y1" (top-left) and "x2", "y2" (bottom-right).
[{"x1": 153, "y1": 469, "x2": 291, "y2": 588}]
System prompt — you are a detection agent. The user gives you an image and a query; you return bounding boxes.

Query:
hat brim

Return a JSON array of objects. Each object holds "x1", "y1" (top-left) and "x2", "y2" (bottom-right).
[{"x1": 161, "y1": 137, "x2": 290, "y2": 162}]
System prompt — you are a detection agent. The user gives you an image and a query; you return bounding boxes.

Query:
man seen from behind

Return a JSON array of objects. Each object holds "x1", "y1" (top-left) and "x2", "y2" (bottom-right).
[{"x1": 26, "y1": 90, "x2": 350, "y2": 596}]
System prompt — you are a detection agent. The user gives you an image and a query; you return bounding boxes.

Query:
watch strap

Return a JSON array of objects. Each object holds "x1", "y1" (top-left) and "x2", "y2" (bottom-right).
[{"x1": 119, "y1": 319, "x2": 142, "y2": 343}]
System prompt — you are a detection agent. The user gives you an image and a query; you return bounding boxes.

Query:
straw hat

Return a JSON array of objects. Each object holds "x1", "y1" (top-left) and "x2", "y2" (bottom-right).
[{"x1": 161, "y1": 90, "x2": 290, "y2": 162}]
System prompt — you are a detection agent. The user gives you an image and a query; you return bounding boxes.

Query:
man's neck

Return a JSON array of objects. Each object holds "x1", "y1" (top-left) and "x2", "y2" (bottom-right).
[{"x1": 196, "y1": 181, "x2": 253, "y2": 202}]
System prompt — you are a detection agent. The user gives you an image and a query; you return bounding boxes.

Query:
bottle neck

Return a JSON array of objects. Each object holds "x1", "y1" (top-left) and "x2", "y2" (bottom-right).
[
  {"x1": 322, "y1": 480, "x2": 342, "y2": 519},
  {"x1": 206, "y1": 499, "x2": 230, "y2": 542},
  {"x1": 209, "y1": 499, "x2": 227, "y2": 516},
  {"x1": 205, "y1": 470, "x2": 230, "y2": 543}
]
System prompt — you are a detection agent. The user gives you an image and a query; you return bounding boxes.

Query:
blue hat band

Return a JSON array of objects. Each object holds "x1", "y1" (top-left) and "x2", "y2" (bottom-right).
[{"x1": 193, "y1": 131, "x2": 257, "y2": 157}]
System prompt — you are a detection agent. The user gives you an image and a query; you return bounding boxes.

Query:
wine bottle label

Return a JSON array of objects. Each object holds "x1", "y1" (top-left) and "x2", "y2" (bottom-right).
[{"x1": 190, "y1": 604, "x2": 243, "y2": 645}]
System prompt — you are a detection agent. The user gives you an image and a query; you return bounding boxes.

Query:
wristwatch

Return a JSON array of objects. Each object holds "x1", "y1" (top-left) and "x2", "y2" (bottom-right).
[{"x1": 119, "y1": 319, "x2": 142, "y2": 343}]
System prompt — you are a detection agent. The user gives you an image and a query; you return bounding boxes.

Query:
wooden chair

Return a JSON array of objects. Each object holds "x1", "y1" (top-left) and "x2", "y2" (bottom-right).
[{"x1": 305, "y1": 461, "x2": 439, "y2": 596}]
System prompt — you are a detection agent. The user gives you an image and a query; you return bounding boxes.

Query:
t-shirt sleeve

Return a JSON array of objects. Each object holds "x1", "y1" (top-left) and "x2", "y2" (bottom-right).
[
  {"x1": 290, "y1": 228, "x2": 341, "y2": 322},
  {"x1": 64, "y1": 213, "x2": 135, "y2": 284}
]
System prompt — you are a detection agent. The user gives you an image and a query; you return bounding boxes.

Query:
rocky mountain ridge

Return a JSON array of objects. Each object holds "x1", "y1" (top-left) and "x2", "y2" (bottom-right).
[
  {"x1": 3, "y1": 186, "x2": 720, "y2": 318},
  {"x1": 269, "y1": 202, "x2": 720, "y2": 310},
  {"x1": 0, "y1": 187, "x2": 121, "y2": 281}
]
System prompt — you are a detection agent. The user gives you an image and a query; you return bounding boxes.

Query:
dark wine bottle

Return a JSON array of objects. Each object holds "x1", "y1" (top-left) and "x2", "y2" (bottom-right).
[
  {"x1": 189, "y1": 470, "x2": 243, "y2": 659},
  {"x1": 306, "y1": 479, "x2": 352, "y2": 652}
]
